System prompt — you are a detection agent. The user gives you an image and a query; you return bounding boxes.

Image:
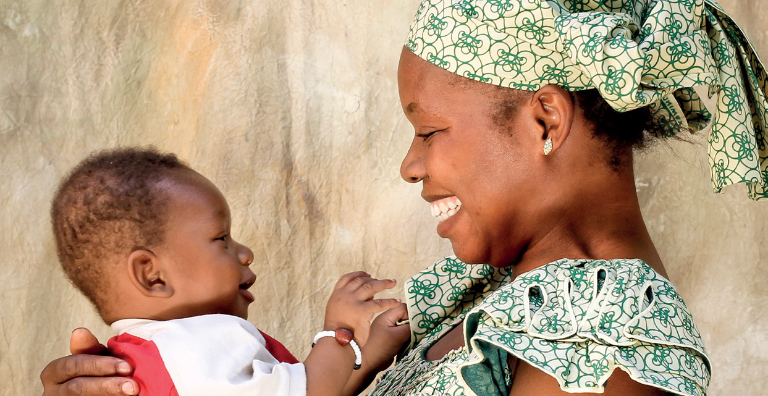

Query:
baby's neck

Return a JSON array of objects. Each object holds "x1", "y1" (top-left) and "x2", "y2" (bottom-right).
[
  {"x1": 100, "y1": 292, "x2": 219, "y2": 325},
  {"x1": 104, "y1": 309, "x2": 244, "y2": 326}
]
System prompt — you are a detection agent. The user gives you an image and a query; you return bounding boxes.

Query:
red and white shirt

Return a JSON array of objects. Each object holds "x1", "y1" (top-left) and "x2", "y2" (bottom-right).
[{"x1": 108, "y1": 314, "x2": 306, "y2": 396}]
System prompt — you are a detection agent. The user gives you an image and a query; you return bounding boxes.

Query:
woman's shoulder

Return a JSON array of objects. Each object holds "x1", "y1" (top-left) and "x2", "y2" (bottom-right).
[{"x1": 462, "y1": 258, "x2": 711, "y2": 396}]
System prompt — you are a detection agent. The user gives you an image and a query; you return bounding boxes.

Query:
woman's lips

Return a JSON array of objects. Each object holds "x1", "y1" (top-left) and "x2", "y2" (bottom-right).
[{"x1": 430, "y1": 196, "x2": 462, "y2": 223}]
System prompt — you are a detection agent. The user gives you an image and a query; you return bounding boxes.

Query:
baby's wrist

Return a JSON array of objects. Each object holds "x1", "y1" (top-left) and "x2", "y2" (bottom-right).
[
  {"x1": 322, "y1": 321, "x2": 345, "y2": 332},
  {"x1": 323, "y1": 320, "x2": 361, "y2": 333},
  {"x1": 318, "y1": 327, "x2": 358, "y2": 346},
  {"x1": 312, "y1": 330, "x2": 362, "y2": 370}
]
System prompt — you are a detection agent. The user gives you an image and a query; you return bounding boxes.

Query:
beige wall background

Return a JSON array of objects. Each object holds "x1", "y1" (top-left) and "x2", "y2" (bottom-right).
[{"x1": 0, "y1": 0, "x2": 765, "y2": 394}]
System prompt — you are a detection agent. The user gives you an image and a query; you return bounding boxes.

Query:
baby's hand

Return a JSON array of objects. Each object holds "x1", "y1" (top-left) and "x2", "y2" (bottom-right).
[
  {"x1": 364, "y1": 303, "x2": 411, "y2": 373},
  {"x1": 324, "y1": 272, "x2": 400, "y2": 345}
]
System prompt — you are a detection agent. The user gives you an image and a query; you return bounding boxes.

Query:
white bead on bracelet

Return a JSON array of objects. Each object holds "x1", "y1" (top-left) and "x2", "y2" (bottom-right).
[{"x1": 312, "y1": 330, "x2": 362, "y2": 370}]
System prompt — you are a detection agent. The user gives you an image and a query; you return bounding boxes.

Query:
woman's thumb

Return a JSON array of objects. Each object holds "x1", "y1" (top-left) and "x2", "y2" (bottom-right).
[{"x1": 70, "y1": 327, "x2": 108, "y2": 355}]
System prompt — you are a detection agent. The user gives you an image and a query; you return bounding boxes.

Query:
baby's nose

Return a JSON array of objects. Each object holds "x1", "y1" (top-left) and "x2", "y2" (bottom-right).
[{"x1": 240, "y1": 245, "x2": 255, "y2": 266}]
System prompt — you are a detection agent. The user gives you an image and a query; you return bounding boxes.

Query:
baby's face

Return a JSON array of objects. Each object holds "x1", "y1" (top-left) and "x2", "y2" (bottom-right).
[{"x1": 155, "y1": 170, "x2": 256, "y2": 320}]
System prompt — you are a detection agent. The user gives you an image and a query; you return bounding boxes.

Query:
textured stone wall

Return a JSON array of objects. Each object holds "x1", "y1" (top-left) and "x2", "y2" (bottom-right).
[{"x1": 0, "y1": 0, "x2": 765, "y2": 394}]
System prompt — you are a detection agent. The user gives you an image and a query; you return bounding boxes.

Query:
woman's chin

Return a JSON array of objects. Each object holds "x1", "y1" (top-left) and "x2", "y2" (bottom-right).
[
  {"x1": 439, "y1": 213, "x2": 488, "y2": 265},
  {"x1": 450, "y1": 240, "x2": 516, "y2": 268},
  {"x1": 448, "y1": 240, "x2": 487, "y2": 266},
  {"x1": 436, "y1": 214, "x2": 458, "y2": 238}
]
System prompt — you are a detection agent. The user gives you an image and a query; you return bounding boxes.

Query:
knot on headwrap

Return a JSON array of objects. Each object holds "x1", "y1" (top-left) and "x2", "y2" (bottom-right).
[
  {"x1": 406, "y1": 0, "x2": 768, "y2": 200},
  {"x1": 555, "y1": 11, "x2": 718, "y2": 112}
]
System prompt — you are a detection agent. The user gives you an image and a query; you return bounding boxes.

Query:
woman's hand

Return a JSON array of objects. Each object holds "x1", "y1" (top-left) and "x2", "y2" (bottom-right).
[
  {"x1": 40, "y1": 328, "x2": 138, "y2": 396},
  {"x1": 323, "y1": 271, "x2": 401, "y2": 345}
]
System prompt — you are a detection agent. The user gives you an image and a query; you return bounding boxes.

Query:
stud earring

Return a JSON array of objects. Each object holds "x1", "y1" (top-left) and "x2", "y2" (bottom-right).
[{"x1": 543, "y1": 137, "x2": 553, "y2": 155}]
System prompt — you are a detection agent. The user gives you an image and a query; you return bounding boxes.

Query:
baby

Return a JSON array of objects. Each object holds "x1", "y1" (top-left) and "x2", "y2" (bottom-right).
[{"x1": 50, "y1": 147, "x2": 410, "y2": 396}]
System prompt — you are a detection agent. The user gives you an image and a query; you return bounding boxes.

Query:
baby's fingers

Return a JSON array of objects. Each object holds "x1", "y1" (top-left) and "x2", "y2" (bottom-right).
[
  {"x1": 373, "y1": 303, "x2": 409, "y2": 327},
  {"x1": 351, "y1": 278, "x2": 398, "y2": 298},
  {"x1": 334, "y1": 271, "x2": 372, "y2": 290},
  {"x1": 369, "y1": 298, "x2": 403, "y2": 313}
]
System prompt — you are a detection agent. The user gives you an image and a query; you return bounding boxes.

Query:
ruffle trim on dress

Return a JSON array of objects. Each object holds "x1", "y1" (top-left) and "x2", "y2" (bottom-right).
[{"x1": 460, "y1": 259, "x2": 711, "y2": 396}]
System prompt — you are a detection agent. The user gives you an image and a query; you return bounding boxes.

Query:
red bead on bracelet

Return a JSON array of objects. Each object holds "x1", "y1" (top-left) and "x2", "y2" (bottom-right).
[
  {"x1": 335, "y1": 328, "x2": 354, "y2": 346},
  {"x1": 311, "y1": 329, "x2": 362, "y2": 370}
]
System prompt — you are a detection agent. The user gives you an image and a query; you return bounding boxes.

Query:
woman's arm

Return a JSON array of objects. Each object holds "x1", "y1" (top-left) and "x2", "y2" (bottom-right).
[{"x1": 40, "y1": 328, "x2": 138, "y2": 396}]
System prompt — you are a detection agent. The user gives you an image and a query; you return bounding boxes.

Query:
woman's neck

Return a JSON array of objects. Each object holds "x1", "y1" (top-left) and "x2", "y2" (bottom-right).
[{"x1": 512, "y1": 165, "x2": 666, "y2": 278}]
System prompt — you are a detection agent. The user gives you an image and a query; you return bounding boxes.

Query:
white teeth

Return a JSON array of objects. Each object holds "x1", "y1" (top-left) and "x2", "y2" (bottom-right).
[{"x1": 430, "y1": 197, "x2": 462, "y2": 223}]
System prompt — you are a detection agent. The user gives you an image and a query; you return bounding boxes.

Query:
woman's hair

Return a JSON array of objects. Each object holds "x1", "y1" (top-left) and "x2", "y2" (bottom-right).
[
  {"x1": 492, "y1": 84, "x2": 677, "y2": 170},
  {"x1": 50, "y1": 147, "x2": 190, "y2": 310},
  {"x1": 570, "y1": 89, "x2": 673, "y2": 169}
]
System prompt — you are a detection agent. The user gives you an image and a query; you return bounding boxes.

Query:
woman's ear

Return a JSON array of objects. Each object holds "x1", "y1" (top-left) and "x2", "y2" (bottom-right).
[
  {"x1": 530, "y1": 85, "x2": 574, "y2": 156},
  {"x1": 126, "y1": 249, "x2": 174, "y2": 298}
]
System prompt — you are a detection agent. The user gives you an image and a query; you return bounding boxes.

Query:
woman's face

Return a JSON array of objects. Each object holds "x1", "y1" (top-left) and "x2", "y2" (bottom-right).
[{"x1": 398, "y1": 48, "x2": 549, "y2": 268}]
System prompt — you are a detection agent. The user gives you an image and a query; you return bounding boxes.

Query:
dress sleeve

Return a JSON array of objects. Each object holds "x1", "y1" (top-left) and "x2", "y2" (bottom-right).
[
  {"x1": 108, "y1": 334, "x2": 179, "y2": 396},
  {"x1": 459, "y1": 259, "x2": 711, "y2": 396}
]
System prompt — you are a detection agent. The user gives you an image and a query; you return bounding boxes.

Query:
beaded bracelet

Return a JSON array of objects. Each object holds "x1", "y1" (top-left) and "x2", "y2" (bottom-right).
[{"x1": 312, "y1": 329, "x2": 362, "y2": 370}]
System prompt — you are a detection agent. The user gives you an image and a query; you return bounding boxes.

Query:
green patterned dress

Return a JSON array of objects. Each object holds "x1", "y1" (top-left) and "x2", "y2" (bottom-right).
[{"x1": 369, "y1": 257, "x2": 710, "y2": 396}]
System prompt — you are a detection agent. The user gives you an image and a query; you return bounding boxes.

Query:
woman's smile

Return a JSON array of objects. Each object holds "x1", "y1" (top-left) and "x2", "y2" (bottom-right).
[
  {"x1": 430, "y1": 196, "x2": 462, "y2": 222},
  {"x1": 431, "y1": 196, "x2": 465, "y2": 239}
]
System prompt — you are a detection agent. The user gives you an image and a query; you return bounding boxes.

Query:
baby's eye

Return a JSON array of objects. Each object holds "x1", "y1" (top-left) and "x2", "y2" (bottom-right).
[{"x1": 215, "y1": 234, "x2": 228, "y2": 242}]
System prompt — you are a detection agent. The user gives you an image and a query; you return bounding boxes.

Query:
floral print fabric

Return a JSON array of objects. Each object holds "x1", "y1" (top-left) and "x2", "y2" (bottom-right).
[
  {"x1": 406, "y1": 0, "x2": 768, "y2": 199},
  {"x1": 370, "y1": 257, "x2": 710, "y2": 396}
]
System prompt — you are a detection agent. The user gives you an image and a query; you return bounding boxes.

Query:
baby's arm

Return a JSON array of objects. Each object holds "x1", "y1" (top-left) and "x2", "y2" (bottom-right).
[
  {"x1": 342, "y1": 304, "x2": 411, "y2": 396},
  {"x1": 303, "y1": 272, "x2": 401, "y2": 396},
  {"x1": 38, "y1": 272, "x2": 399, "y2": 396}
]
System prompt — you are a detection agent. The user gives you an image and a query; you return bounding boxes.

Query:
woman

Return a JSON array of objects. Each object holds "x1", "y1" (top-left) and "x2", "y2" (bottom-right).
[{"x1": 41, "y1": 0, "x2": 767, "y2": 395}]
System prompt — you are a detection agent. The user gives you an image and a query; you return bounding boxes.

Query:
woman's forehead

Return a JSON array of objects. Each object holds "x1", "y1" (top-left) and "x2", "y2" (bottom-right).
[
  {"x1": 398, "y1": 48, "x2": 434, "y2": 92},
  {"x1": 399, "y1": 47, "x2": 464, "y2": 87},
  {"x1": 399, "y1": 50, "x2": 500, "y2": 117}
]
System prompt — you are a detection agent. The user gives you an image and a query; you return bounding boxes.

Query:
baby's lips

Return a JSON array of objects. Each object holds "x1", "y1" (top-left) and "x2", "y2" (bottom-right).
[
  {"x1": 239, "y1": 288, "x2": 255, "y2": 304},
  {"x1": 239, "y1": 273, "x2": 257, "y2": 290}
]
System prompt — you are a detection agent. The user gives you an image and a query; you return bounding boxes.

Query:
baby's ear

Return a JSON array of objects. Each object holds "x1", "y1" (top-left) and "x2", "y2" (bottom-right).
[{"x1": 127, "y1": 249, "x2": 174, "y2": 298}]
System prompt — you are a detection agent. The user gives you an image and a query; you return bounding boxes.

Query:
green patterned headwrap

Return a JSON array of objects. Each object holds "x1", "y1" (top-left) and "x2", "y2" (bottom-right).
[{"x1": 406, "y1": 0, "x2": 768, "y2": 200}]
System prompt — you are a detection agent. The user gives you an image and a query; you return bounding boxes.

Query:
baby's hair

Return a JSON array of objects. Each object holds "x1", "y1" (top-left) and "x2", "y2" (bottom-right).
[{"x1": 51, "y1": 147, "x2": 191, "y2": 311}]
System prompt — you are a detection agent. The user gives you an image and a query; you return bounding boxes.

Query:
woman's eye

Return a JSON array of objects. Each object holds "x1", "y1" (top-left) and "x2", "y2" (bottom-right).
[{"x1": 417, "y1": 129, "x2": 443, "y2": 141}]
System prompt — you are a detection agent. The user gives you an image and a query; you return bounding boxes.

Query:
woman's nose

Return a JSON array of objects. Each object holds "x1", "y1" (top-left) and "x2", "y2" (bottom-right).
[{"x1": 400, "y1": 139, "x2": 426, "y2": 183}]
